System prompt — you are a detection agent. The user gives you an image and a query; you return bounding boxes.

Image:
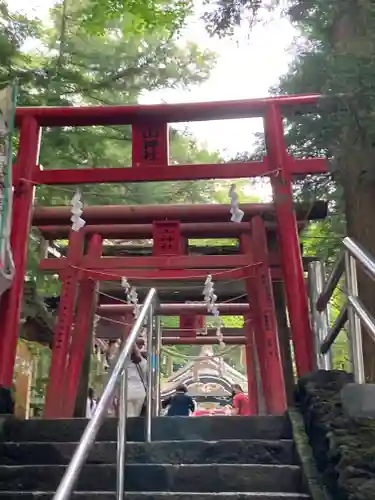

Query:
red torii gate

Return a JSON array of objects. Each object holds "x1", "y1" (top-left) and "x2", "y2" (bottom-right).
[
  {"x1": 38, "y1": 214, "x2": 285, "y2": 416},
  {"x1": 36, "y1": 220, "x2": 308, "y2": 239},
  {"x1": 0, "y1": 95, "x2": 328, "y2": 418},
  {"x1": 35, "y1": 204, "x2": 324, "y2": 417}
]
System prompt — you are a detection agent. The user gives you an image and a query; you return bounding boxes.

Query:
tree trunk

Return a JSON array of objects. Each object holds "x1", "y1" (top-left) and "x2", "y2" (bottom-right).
[
  {"x1": 342, "y1": 150, "x2": 375, "y2": 381},
  {"x1": 332, "y1": 1, "x2": 375, "y2": 381}
]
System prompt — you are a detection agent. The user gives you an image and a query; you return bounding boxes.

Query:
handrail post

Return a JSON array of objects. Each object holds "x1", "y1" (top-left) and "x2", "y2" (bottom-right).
[
  {"x1": 154, "y1": 315, "x2": 162, "y2": 416},
  {"x1": 308, "y1": 261, "x2": 332, "y2": 370},
  {"x1": 116, "y1": 367, "x2": 127, "y2": 500},
  {"x1": 345, "y1": 251, "x2": 365, "y2": 383},
  {"x1": 145, "y1": 302, "x2": 154, "y2": 442},
  {"x1": 52, "y1": 288, "x2": 157, "y2": 500}
]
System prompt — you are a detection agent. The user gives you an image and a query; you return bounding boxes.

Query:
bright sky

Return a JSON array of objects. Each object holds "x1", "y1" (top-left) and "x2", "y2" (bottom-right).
[
  {"x1": 9, "y1": 0, "x2": 297, "y2": 160},
  {"x1": 141, "y1": 13, "x2": 297, "y2": 158}
]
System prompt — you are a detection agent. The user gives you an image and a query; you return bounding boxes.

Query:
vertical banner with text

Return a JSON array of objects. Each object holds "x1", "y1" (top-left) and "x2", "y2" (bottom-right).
[{"x1": 132, "y1": 122, "x2": 169, "y2": 168}]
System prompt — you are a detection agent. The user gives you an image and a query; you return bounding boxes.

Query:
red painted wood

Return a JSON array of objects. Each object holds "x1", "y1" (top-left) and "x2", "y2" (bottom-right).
[
  {"x1": 250, "y1": 216, "x2": 287, "y2": 414},
  {"x1": 0, "y1": 117, "x2": 40, "y2": 387},
  {"x1": 152, "y1": 221, "x2": 183, "y2": 256},
  {"x1": 244, "y1": 315, "x2": 259, "y2": 415},
  {"x1": 16, "y1": 94, "x2": 322, "y2": 127},
  {"x1": 71, "y1": 267, "x2": 283, "y2": 281},
  {"x1": 44, "y1": 230, "x2": 84, "y2": 418},
  {"x1": 39, "y1": 253, "x2": 280, "y2": 271},
  {"x1": 32, "y1": 201, "x2": 327, "y2": 226},
  {"x1": 265, "y1": 105, "x2": 313, "y2": 376},
  {"x1": 179, "y1": 315, "x2": 204, "y2": 337},
  {"x1": 32, "y1": 157, "x2": 326, "y2": 185},
  {"x1": 37, "y1": 220, "x2": 307, "y2": 240},
  {"x1": 132, "y1": 122, "x2": 168, "y2": 168},
  {"x1": 62, "y1": 234, "x2": 103, "y2": 417}
]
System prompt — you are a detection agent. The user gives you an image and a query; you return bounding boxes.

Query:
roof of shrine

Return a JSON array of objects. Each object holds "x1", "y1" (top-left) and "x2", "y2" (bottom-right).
[{"x1": 161, "y1": 345, "x2": 247, "y2": 397}]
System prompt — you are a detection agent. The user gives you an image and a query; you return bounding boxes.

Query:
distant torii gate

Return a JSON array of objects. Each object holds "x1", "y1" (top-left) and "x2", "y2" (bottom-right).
[{"x1": 0, "y1": 95, "x2": 328, "y2": 418}]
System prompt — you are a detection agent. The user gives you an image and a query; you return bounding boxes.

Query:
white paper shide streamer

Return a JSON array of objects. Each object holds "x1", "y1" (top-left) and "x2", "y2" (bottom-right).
[
  {"x1": 229, "y1": 184, "x2": 244, "y2": 223},
  {"x1": 70, "y1": 190, "x2": 86, "y2": 232},
  {"x1": 203, "y1": 274, "x2": 225, "y2": 346},
  {"x1": 121, "y1": 277, "x2": 140, "y2": 319}
]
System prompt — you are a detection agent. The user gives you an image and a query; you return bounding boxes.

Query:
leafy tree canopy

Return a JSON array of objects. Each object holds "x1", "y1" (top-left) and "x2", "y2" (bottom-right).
[
  {"x1": 4, "y1": 0, "x2": 288, "y2": 388},
  {"x1": 202, "y1": 0, "x2": 271, "y2": 37},
  {"x1": 79, "y1": 0, "x2": 193, "y2": 36}
]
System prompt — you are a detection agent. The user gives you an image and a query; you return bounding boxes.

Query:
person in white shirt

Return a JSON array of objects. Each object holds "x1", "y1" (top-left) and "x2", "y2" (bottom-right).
[
  {"x1": 110, "y1": 337, "x2": 147, "y2": 418},
  {"x1": 86, "y1": 387, "x2": 97, "y2": 418},
  {"x1": 125, "y1": 338, "x2": 147, "y2": 418}
]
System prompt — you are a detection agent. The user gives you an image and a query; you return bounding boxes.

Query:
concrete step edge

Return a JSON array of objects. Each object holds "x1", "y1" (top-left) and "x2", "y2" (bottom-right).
[
  {"x1": 0, "y1": 493, "x2": 311, "y2": 498},
  {"x1": 0, "y1": 439, "x2": 295, "y2": 446},
  {"x1": 0, "y1": 463, "x2": 301, "y2": 469}
]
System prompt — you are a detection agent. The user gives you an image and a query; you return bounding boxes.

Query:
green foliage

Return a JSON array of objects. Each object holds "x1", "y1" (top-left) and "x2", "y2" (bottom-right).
[
  {"x1": 301, "y1": 218, "x2": 344, "y2": 266},
  {"x1": 28, "y1": 0, "x2": 217, "y2": 215},
  {"x1": 4, "y1": 0, "x2": 282, "y2": 392},
  {"x1": 79, "y1": 0, "x2": 192, "y2": 36},
  {"x1": 1, "y1": 0, "x2": 255, "y2": 394},
  {"x1": 273, "y1": 0, "x2": 375, "y2": 368},
  {"x1": 189, "y1": 238, "x2": 238, "y2": 247},
  {"x1": 0, "y1": 3, "x2": 42, "y2": 86},
  {"x1": 275, "y1": 0, "x2": 375, "y2": 194},
  {"x1": 1, "y1": 0, "x2": 220, "y2": 296},
  {"x1": 332, "y1": 334, "x2": 350, "y2": 371},
  {"x1": 210, "y1": 1, "x2": 367, "y2": 367},
  {"x1": 202, "y1": 0, "x2": 275, "y2": 37},
  {"x1": 218, "y1": 315, "x2": 244, "y2": 327},
  {"x1": 161, "y1": 316, "x2": 179, "y2": 329}
]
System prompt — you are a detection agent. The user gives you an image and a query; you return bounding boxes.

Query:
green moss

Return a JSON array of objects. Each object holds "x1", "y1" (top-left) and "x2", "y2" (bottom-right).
[
  {"x1": 289, "y1": 408, "x2": 332, "y2": 500},
  {"x1": 296, "y1": 370, "x2": 375, "y2": 500}
]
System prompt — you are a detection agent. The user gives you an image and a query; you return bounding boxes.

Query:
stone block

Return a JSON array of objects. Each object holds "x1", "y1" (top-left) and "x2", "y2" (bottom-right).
[{"x1": 341, "y1": 383, "x2": 375, "y2": 418}]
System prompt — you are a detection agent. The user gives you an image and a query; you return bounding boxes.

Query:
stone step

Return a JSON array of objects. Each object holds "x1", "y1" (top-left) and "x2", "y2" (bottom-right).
[
  {"x1": 0, "y1": 416, "x2": 292, "y2": 443},
  {"x1": 0, "y1": 493, "x2": 311, "y2": 500},
  {"x1": 0, "y1": 464, "x2": 304, "y2": 493},
  {"x1": 0, "y1": 439, "x2": 296, "y2": 466}
]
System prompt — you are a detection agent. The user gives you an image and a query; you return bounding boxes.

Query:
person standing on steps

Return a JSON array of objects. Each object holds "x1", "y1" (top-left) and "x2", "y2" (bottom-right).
[
  {"x1": 86, "y1": 387, "x2": 97, "y2": 418},
  {"x1": 161, "y1": 384, "x2": 196, "y2": 416},
  {"x1": 231, "y1": 384, "x2": 251, "y2": 416},
  {"x1": 110, "y1": 337, "x2": 148, "y2": 418}
]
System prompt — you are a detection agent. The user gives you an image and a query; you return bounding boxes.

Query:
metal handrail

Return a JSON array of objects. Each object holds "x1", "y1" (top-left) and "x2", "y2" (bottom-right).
[
  {"x1": 320, "y1": 306, "x2": 347, "y2": 355},
  {"x1": 53, "y1": 288, "x2": 158, "y2": 500},
  {"x1": 309, "y1": 237, "x2": 375, "y2": 383},
  {"x1": 308, "y1": 260, "x2": 332, "y2": 370}
]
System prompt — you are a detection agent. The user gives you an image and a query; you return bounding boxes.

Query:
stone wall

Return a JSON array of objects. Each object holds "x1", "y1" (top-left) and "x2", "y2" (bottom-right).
[{"x1": 296, "y1": 370, "x2": 375, "y2": 500}]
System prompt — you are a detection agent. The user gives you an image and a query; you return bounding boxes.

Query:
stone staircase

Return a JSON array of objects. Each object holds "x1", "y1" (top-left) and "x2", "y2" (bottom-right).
[{"x1": 0, "y1": 415, "x2": 310, "y2": 499}]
